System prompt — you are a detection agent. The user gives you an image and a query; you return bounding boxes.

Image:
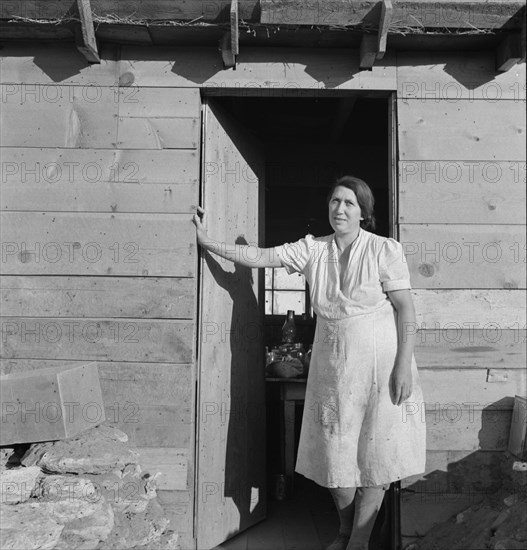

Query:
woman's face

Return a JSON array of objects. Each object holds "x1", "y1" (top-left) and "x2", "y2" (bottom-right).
[{"x1": 328, "y1": 186, "x2": 363, "y2": 235}]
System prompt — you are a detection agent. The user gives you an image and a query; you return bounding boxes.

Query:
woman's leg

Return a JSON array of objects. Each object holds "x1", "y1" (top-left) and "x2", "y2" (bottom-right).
[
  {"x1": 346, "y1": 486, "x2": 386, "y2": 550},
  {"x1": 326, "y1": 487, "x2": 356, "y2": 550}
]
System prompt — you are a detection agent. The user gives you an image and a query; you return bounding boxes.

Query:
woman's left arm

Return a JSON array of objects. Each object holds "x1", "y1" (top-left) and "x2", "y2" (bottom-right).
[{"x1": 386, "y1": 289, "x2": 416, "y2": 406}]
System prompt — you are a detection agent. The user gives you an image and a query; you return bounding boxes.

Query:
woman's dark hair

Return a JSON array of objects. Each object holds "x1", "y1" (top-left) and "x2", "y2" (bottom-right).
[{"x1": 326, "y1": 176, "x2": 376, "y2": 230}]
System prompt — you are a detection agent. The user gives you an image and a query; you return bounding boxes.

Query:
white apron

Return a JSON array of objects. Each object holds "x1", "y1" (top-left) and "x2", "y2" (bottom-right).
[{"x1": 295, "y1": 303, "x2": 426, "y2": 488}]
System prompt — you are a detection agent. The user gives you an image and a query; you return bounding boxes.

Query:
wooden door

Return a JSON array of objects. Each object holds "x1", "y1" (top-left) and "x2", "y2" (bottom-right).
[{"x1": 196, "y1": 98, "x2": 267, "y2": 549}]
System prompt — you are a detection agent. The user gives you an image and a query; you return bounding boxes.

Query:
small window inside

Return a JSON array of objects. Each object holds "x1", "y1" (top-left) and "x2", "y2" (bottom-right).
[{"x1": 264, "y1": 268, "x2": 310, "y2": 315}]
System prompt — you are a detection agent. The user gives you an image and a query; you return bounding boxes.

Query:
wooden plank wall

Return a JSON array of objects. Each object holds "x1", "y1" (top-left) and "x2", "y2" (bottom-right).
[
  {"x1": 0, "y1": 43, "x2": 400, "y2": 548},
  {"x1": 1, "y1": 43, "x2": 525, "y2": 544},
  {"x1": 396, "y1": 52, "x2": 526, "y2": 494},
  {"x1": 0, "y1": 43, "x2": 200, "y2": 548}
]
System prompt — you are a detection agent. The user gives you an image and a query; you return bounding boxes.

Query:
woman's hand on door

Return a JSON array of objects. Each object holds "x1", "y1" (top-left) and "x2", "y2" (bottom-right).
[{"x1": 192, "y1": 206, "x2": 209, "y2": 244}]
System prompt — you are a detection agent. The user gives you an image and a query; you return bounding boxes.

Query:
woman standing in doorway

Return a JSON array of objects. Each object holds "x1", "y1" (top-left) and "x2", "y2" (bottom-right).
[{"x1": 193, "y1": 175, "x2": 426, "y2": 550}]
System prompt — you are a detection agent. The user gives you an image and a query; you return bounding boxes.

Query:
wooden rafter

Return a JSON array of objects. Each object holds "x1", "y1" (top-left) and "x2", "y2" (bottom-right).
[
  {"x1": 75, "y1": 0, "x2": 100, "y2": 63},
  {"x1": 360, "y1": 34, "x2": 377, "y2": 70},
  {"x1": 231, "y1": 0, "x2": 239, "y2": 56},
  {"x1": 220, "y1": 32, "x2": 235, "y2": 68},
  {"x1": 377, "y1": 0, "x2": 393, "y2": 60},
  {"x1": 361, "y1": 0, "x2": 393, "y2": 70},
  {"x1": 220, "y1": 0, "x2": 239, "y2": 69}
]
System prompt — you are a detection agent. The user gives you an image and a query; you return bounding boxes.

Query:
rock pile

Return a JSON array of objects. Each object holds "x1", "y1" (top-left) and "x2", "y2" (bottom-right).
[
  {"x1": 0, "y1": 425, "x2": 179, "y2": 550},
  {"x1": 407, "y1": 456, "x2": 527, "y2": 550}
]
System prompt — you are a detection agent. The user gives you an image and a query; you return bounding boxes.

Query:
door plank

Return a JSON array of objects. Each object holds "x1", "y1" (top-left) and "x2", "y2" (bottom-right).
[{"x1": 196, "y1": 99, "x2": 267, "y2": 548}]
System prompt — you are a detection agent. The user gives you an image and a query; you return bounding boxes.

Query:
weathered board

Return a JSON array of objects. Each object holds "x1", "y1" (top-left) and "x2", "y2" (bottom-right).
[
  {"x1": 117, "y1": 117, "x2": 199, "y2": 149},
  {"x1": 95, "y1": 24, "x2": 153, "y2": 46},
  {"x1": 0, "y1": 358, "x2": 194, "y2": 469},
  {"x1": 0, "y1": 0, "x2": 247, "y2": 22},
  {"x1": 118, "y1": 88, "x2": 201, "y2": 117},
  {"x1": 412, "y1": 289, "x2": 526, "y2": 327},
  {"x1": 196, "y1": 99, "x2": 267, "y2": 548},
  {"x1": 106, "y1": 405, "x2": 188, "y2": 447},
  {"x1": 399, "y1": 161, "x2": 526, "y2": 224},
  {"x1": 0, "y1": 362, "x2": 105, "y2": 445},
  {"x1": 0, "y1": 22, "x2": 74, "y2": 41},
  {"x1": 1, "y1": 85, "x2": 199, "y2": 149},
  {"x1": 401, "y1": 225, "x2": 526, "y2": 289},
  {"x1": 1, "y1": 85, "x2": 118, "y2": 148},
  {"x1": 101, "y1": 365, "x2": 193, "y2": 448},
  {"x1": 0, "y1": 318, "x2": 194, "y2": 363},
  {"x1": 398, "y1": 100, "x2": 526, "y2": 161},
  {"x1": 157, "y1": 490, "x2": 192, "y2": 550},
  {"x1": 0, "y1": 147, "x2": 199, "y2": 185},
  {"x1": 0, "y1": 181, "x2": 197, "y2": 213},
  {"x1": 136, "y1": 448, "x2": 189, "y2": 491},
  {"x1": 2, "y1": 0, "x2": 524, "y2": 29},
  {"x1": 0, "y1": 43, "x2": 119, "y2": 85},
  {"x1": 261, "y1": 0, "x2": 525, "y2": 29},
  {"x1": 0, "y1": 276, "x2": 195, "y2": 319},
  {"x1": 414, "y1": 329, "x2": 526, "y2": 369},
  {"x1": 396, "y1": 52, "x2": 526, "y2": 101},
  {"x1": 118, "y1": 46, "x2": 397, "y2": 91},
  {"x1": 419, "y1": 368, "x2": 526, "y2": 410},
  {"x1": 425, "y1": 408, "x2": 512, "y2": 451},
  {"x1": 0, "y1": 212, "x2": 196, "y2": 277}
]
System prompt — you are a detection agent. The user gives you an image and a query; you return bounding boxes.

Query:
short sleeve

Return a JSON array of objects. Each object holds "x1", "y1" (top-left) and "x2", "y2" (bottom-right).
[
  {"x1": 378, "y1": 238, "x2": 412, "y2": 292},
  {"x1": 273, "y1": 234, "x2": 314, "y2": 275}
]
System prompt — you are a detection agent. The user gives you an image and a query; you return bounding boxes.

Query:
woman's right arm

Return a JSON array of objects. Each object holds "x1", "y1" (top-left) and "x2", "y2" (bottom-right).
[{"x1": 192, "y1": 206, "x2": 283, "y2": 269}]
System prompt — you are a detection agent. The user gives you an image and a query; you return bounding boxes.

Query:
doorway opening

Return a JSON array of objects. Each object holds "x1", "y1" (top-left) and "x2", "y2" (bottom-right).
[
  {"x1": 212, "y1": 94, "x2": 392, "y2": 338},
  {"x1": 199, "y1": 93, "x2": 394, "y2": 549},
  {"x1": 215, "y1": 92, "x2": 394, "y2": 342}
]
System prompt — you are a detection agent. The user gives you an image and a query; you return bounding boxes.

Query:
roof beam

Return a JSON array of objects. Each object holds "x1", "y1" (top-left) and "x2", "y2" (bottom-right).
[
  {"x1": 75, "y1": 0, "x2": 100, "y2": 63},
  {"x1": 361, "y1": 0, "x2": 393, "y2": 70},
  {"x1": 219, "y1": 0, "x2": 239, "y2": 69},
  {"x1": 360, "y1": 34, "x2": 377, "y2": 70},
  {"x1": 261, "y1": 0, "x2": 525, "y2": 30},
  {"x1": 231, "y1": 0, "x2": 239, "y2": 57},
  {"x1": 0, "y1": 1, "x2": 524, "y2": 31},
  {"x1": 377, "y1": 0, "x2": 393, "y2": 59},
  {"x1": 220, "y1": 32, "x2": 235, "y2": 68}
]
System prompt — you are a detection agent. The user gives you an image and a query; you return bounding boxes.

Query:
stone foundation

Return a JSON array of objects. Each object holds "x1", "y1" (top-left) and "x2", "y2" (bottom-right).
[{"x1": 0, "y1": 425, "x2": 179, "y2": 550}]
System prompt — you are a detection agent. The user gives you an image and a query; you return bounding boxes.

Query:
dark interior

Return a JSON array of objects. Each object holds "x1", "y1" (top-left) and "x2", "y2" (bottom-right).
[{"x1": 219, "y1": 95, "x2": 391, "y2": 246}]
